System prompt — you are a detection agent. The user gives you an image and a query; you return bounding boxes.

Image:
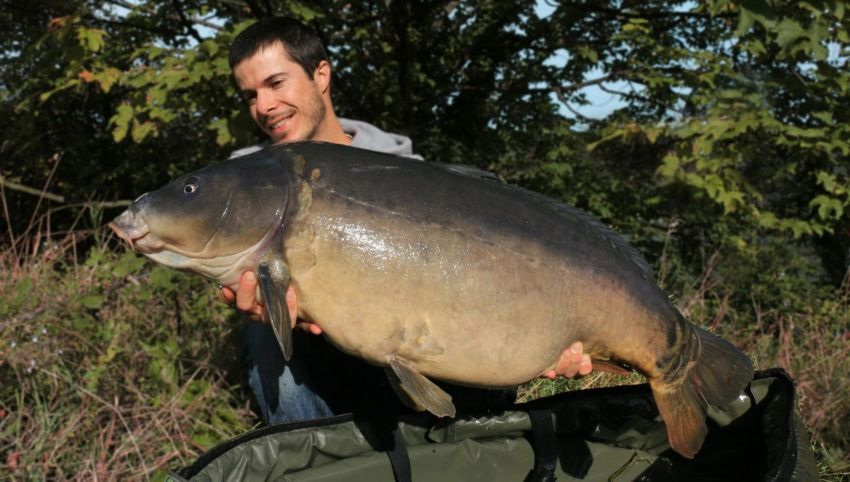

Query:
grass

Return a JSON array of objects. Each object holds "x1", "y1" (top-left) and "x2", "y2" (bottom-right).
[
  {"x1": 1, "y1": 200, "x2": 849, "y2": 480},
  {"x1": 1, "y1": 203, "x2": 259, "y2": 480}
]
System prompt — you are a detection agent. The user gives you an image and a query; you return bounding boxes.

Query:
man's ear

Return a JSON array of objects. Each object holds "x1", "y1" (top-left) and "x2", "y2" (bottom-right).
[{"x1": 314, "y1": 60, "x2": 332, "y2": 94}]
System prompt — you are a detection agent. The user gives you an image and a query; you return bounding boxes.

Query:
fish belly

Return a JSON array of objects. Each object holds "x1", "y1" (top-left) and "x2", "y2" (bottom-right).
[{"x1": 286, "y1": 194, "x2": 662, "y2": 387}]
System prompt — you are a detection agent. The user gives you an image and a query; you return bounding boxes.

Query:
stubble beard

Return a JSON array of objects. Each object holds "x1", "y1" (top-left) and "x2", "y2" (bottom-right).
[{"x1": 270, "y1": 94, "x2": 328, "y2": 144}]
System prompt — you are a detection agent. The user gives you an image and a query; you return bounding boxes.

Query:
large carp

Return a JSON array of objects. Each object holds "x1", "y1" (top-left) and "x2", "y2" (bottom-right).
[{"x1": 109, "y1": 142, "x2": 753, "y2": 459}]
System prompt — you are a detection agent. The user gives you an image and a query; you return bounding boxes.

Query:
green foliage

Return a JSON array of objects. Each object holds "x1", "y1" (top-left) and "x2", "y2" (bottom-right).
[{"x1": 0, "y1": 228, "x2": 252, "y2": 479}]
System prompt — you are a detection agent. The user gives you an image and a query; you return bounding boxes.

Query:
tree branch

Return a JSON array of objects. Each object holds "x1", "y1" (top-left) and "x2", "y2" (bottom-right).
[
  {"x1": 552, "y1": 1, "x2": 735, "y2": 21},
  {"x1": 169, "y1": 0, "x2": 204, "y2": 44},
  {"x1": 0, "y1": 176, "x2": 65, "y2": 203},
  {"x1": 559, "y1": 69, "x2": 641, "y2": 92},
  {"x1": 101, "y1": 0, "x2": 223, "y2": 33}
]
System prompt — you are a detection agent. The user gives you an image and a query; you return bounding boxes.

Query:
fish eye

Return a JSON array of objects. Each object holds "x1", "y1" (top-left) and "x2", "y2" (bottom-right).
[{"x1": 183, "y1": 182, "x2": 199, "y2": 194}]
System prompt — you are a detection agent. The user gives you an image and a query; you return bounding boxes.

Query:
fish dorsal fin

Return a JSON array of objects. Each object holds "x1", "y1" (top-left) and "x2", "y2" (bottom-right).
[
  {"x1": 436, "y1": 163, "x2": 505, "y2": 184},
  {"x1": 433, "y1": 162, "x2": 655, "y2": 280},
  {"x1": 553, "y1": 202, "x2": 656, "y2": 279}
]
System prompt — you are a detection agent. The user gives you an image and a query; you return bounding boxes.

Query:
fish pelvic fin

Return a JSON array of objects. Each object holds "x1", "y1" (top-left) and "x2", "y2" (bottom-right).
[
  {"x1": 651, "y1": 324, "x2": 754, "y2": 459},
  {"x1": 386, "y1": 355, "x2": 456, "y2": 418},
  {"x1": 591, "y1": 360, "x2": 633, "y2": 375},
  {"x1": 257, "y1": 261, "x2": 293, "y2": 361}
]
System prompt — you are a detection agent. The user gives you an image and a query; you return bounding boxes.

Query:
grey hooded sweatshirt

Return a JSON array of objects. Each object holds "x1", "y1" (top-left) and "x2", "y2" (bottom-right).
[{"x1": 230, "y1": 118, "x2": 419, "y2": 159}]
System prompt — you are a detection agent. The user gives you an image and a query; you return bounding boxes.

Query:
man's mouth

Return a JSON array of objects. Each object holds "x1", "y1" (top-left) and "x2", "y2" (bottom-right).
[{"x1": 267, "y1": 115, "x2": 293, "y2": 136}]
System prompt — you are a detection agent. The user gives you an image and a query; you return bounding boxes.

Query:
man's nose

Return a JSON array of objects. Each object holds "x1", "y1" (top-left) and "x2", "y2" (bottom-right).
[{"x1": 255, "y1": 89, "x2": 275, "y2": 114}]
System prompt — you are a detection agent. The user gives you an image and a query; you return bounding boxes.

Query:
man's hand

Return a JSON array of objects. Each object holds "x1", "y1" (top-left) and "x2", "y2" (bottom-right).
[
  {"x1": 542, "y1": 341, "x2": 592, "y2": 379},
  {"x1": 219, "y1": 271, "x2": 322, "y2": 335},
  {"x1": 218, "y1": 271, "x2": 264, "y2": 320}
]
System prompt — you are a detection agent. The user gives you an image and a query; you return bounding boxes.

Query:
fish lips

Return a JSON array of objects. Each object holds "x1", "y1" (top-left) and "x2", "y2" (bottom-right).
[{"x1": 109, "y1": 210, "x2": 154, "y2": 252}]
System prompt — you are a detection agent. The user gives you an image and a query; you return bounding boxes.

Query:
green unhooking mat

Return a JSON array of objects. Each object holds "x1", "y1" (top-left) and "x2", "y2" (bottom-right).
[{"x1": 166, "y1": 369, "x2": 817, "y2": 481}]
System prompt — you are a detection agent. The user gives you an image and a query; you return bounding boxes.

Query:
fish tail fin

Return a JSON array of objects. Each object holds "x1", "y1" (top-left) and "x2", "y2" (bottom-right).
[{"x1": 651, "y1": 324, "x2": 754, "y2": 459}]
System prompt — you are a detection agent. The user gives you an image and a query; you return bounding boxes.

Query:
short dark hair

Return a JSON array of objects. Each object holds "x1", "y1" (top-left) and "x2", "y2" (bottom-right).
[{"x1": 228, "y1": 17, "x2": 329, "y2": 79}]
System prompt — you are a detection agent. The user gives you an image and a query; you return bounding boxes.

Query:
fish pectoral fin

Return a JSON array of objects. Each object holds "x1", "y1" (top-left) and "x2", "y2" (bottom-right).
[
  {"x1": 386, "y1": 355, "x2": 456, "y2": 418},
  {"x1": 257, "y1": 262, "x2": 293, "y2": 361}
]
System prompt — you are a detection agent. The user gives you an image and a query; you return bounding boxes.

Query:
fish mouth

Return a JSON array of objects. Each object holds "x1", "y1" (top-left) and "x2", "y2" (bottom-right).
[{"x1": 108, "y1": 210, "x2": 157, "y2": 252}]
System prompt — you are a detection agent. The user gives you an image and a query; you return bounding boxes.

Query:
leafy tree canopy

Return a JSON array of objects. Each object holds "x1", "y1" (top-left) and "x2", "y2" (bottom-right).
[{"x1": 2, "y1": 0, "x2": 849, "y2": 287}]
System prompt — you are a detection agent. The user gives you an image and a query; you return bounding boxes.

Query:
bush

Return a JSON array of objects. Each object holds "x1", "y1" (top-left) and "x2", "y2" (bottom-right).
[{"x1": 0, "y1": 205, "x2": 255, "y2": 480}]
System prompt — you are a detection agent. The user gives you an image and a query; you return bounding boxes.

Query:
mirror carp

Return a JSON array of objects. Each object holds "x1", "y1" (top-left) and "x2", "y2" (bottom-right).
[{"x1": 109, "y1": 142, "x2": 753, "y2": 459}]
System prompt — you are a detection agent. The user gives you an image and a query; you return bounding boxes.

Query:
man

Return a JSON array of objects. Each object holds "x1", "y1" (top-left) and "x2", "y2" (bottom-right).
[{"x1": 221, "y1": 17, "x2": 591, "y2": 424}]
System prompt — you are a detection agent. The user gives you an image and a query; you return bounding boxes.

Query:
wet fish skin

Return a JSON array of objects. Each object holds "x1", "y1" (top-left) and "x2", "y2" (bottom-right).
[{"x1": 108, "y1": 141, "x2": 754, "y2": 459}]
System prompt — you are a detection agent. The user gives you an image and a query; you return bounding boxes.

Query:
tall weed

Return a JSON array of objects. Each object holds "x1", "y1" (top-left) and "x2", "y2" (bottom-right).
[{"x1": 1, "y1": 200, "x2": 254, "y2": 480}]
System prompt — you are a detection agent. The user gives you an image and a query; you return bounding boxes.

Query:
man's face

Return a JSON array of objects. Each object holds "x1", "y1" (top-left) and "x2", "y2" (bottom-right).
[{"x1": 233, "y1": 42, "x2": 327, "y2": 143}]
